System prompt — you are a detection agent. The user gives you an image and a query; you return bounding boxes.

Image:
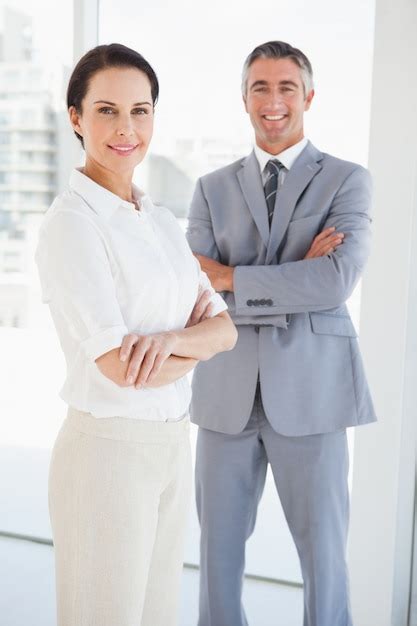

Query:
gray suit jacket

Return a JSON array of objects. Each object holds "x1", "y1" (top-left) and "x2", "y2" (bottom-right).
[{"x1": 186, "y1": 141, "x2": 377, "y2": 436}]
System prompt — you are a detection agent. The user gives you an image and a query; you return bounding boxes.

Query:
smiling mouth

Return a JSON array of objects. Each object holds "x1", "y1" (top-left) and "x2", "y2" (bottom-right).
[
  {"x1": 108, "y1": 144, "x2": 139, "y2": 155},
  {"x1": 263, "y1": 115, "x2": 287, "y2": 121}
]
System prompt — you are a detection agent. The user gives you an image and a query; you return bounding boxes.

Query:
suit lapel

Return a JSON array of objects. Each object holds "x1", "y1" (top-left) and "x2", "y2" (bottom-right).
[
  {"x1": 266, "y1": 142, "x2": 323, "y2": 264},
  {"x1": 236, "y1": 151, "x2": 269, "y2": 249}
]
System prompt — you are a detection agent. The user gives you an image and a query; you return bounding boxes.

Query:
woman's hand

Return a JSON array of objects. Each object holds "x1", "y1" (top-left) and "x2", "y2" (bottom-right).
[
  {"x1": 304, "y1": 227, "x2": 344, "y2": 259},
  {"x1": 186, "y1": 288, "x2": 214, "y2": 327},
  {"x1": 119, "y1": 331, "x2": 179, "y2": 388}
]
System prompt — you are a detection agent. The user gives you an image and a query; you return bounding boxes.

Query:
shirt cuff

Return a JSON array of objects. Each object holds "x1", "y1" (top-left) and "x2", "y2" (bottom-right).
[{"x1": 80, "y1": 324, "x2": 129, "y2": 361}]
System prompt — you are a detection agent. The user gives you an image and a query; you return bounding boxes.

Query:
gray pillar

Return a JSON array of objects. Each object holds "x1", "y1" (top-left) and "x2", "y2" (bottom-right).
[
  {"x1": 68, "y1": 0, "x2": 100, "y2": 173},
  {"x1": 73, "y1": 0, "x2": 99, "y2": 62},
  {"x1": 348, "y1": 1, "x2": 417, "y2": 625}
]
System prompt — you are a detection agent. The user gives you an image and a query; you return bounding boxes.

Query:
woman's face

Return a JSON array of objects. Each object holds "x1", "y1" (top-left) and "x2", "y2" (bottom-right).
[{"x1": 69, "y1": 66, "x2": 154, "y2": 175}]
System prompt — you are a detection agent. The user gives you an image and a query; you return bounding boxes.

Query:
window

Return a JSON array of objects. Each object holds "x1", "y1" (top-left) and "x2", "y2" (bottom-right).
[
  {"x1": 19, "y1": 150, "x2": 54, "y2": 165},
  {"x1": 0, "y1": 7, "x2": 73, "y2": 625},
  {"x1": 0, "y1": 152, "x2": 12, "y2": 164},
  {"x1": 18, "y1": 130, "x2": 53, "y2": 144},
  {"x1": 0, "y1": 113, "x2": 11, "y2": 125},
  {"x1": 17, "y1": 171, "x2": 53, "y2": 185},
  {"x1": 2, "y1": 2, "x2": 391, "y2": 625}
]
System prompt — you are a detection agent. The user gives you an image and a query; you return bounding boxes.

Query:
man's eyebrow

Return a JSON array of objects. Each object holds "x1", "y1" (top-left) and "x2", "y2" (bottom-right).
[
  {"x1": 93, "y1": 100, "x2": 153, "y2": 106},
  {"x1": 280, "y1": 80, "x2": 299, "y2": 88},
  {"x1": 249, "y1": 80, "x2": 268, "y2": 90}
]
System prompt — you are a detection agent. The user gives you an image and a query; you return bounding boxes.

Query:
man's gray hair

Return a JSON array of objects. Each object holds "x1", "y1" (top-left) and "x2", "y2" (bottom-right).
[{"x1": 241, "y1": 41, "x2": 314, "y2": 97}]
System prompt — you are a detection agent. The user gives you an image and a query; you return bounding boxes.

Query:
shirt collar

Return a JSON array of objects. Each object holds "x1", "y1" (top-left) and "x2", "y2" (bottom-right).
[
  {"x1": 254, "y1": 137, "x2": 309, "y2": 174},
  {"x1": 69, "y1": 168, "x2": 150, "y2": 220}
]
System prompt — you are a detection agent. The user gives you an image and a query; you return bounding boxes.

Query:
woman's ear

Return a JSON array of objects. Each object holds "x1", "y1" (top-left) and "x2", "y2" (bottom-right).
[{"x1": 68, "y1": 106, "x2": 83, "y2": 137}]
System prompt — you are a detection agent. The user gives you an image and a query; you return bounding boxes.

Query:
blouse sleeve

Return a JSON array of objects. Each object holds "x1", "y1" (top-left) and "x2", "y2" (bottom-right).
[{"x1": 36, "y1": 209, "x2": 129, "y2": 361}]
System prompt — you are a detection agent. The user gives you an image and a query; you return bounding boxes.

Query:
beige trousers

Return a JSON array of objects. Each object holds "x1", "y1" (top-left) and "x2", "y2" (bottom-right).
[{"x1": 49, "y1": 408, "x2": 192, "y2": 626}]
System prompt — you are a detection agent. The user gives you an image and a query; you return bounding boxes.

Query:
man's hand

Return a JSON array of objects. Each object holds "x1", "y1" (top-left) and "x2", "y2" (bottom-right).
[
  {"x1": 186, "y1": 288, "x2": 214, "y2": 327},
  {"x1": 195, "y1": 255, "x2": 234, "y2": 292},
  {"x1": 304, "y1": 227, "x2": 344, "y2": 259},
  {"x1": 119, "y1": 331, "x2": 178, "y2": 388}
]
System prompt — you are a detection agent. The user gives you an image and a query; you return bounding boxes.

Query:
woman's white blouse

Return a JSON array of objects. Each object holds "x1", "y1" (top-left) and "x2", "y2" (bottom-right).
[{"x1": 36, "y1": 169, "x2": 227, "y2": 421}]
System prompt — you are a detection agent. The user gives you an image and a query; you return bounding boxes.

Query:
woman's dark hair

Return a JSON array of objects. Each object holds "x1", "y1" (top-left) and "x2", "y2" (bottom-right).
[{"x1": 67, "y1": 43, "x2": 159, "y2": 147}]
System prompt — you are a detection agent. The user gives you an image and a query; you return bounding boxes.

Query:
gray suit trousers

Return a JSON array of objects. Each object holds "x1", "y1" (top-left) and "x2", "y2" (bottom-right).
[{"x1": 195, "y1": 385, "x2": 352, "y2": 626}]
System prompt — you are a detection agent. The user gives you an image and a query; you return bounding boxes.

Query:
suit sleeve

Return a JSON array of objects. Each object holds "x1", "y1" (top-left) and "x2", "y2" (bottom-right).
[
  {"x1": 233, "y1": 166, "x2": 373, "y2": 315},
  {"x1": 186, "y1": 177, "x2": 288, "y2": 328},
  {"x1": 186, "y1": 178, "x2": 221, "y2": 261}
]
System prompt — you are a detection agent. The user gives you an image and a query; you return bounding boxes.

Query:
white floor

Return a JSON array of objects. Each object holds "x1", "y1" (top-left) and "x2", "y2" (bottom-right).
[{"x1": 0, "y1": 536, "x2": 303, "y2": 626}]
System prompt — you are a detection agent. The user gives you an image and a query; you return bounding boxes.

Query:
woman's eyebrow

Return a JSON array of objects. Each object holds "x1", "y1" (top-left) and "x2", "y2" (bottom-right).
[{"x1": 93, "y1": 99, "x2": 152, "y2": 106}]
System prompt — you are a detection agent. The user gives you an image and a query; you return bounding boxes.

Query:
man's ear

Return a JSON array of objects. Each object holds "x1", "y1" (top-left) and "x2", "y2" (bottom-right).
[
  {"x1": 304, "y1": 89, "x2": 315, "y2": 111},
  {"x1": 68, "y1": 106, "x2": 83, "y2": 137}
]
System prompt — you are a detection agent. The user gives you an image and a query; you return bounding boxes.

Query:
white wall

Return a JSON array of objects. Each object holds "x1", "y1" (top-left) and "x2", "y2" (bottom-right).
[{"x1": 348, "y1": 1, "x2": 417, "y2": 624}]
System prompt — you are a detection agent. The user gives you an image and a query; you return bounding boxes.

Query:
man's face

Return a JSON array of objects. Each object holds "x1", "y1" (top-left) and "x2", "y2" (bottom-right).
[{"x1": 243, "y1": 57, "x2": 314, "y2": 154}]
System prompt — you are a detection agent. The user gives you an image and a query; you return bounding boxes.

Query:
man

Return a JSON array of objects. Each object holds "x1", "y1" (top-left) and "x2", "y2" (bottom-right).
[{"x1": 186, "y1": 41, "x2": 376, "y2": 626}]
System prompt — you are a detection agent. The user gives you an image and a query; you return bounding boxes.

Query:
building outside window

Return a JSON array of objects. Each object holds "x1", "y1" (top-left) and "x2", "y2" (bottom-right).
[{"x1": 0, "y1": 8, "x2": 74, "y2": 624}]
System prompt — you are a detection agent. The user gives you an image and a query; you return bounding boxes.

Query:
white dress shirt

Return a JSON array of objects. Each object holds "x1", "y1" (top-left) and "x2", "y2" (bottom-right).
[
  {"x1": 254, "y1": 137, "x2": 308, "y2": 185},
  {"x1": 36, "y1": 169, "x2": 227, "y2": 421}
]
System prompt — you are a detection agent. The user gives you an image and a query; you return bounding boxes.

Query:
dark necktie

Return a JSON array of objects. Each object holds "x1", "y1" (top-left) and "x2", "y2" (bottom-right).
[{"x1": 264, "y1": 159, "x2": 284, "y2": 227}]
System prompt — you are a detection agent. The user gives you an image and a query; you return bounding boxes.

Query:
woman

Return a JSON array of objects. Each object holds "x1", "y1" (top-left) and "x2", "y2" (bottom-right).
[{"x1": 36, "y1": 43, "x2": 237, "y2": 626}]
